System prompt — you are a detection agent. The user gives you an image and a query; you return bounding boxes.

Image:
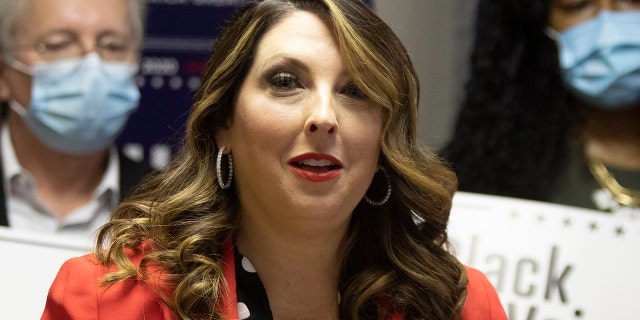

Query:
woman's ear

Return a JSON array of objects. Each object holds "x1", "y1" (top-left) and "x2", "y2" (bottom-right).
[{"x1": 214, "y1": 127, "x2": 231, "y2": 150}]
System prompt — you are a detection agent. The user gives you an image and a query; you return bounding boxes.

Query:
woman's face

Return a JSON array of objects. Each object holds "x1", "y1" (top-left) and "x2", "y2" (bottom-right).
[
  {"x1": 217, "y1": 11, "x2": 383, "y2": 232},
  {"x1": 549, "y1": 0, "x2": 640, "y2": 31}
]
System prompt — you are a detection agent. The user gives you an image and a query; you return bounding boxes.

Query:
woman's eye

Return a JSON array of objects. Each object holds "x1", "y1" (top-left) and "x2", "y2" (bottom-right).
[
  {"x1": 269, "y1": 72, "x2": 300, "y2": 90},
  {"x1": 341, "y1": 83, "x2": 367, "y2": 99}
]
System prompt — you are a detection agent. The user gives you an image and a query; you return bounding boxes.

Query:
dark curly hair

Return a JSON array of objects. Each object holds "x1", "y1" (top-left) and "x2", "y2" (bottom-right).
[{"x1": 441, "y1": 0, "x2": 579, "y2": 201}]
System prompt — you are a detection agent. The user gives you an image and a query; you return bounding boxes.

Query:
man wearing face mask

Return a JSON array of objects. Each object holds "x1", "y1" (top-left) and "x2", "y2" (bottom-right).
[
  {"x1": 442, "y1": 0, "x2": 640, "y2": 214},
  {"x1": 0, "y1": 0, "x2": 151, "y2": 240}
]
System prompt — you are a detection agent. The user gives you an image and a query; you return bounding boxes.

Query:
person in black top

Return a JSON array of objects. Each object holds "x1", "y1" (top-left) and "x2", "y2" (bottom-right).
[{"x1": 442, "y1": 0, "x2": 640, "y2": 213}]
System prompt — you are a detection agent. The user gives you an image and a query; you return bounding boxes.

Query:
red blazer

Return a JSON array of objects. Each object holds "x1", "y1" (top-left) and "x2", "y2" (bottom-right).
[{"x1": 42, "y1": 242, "x2": 506, "y2": 319}]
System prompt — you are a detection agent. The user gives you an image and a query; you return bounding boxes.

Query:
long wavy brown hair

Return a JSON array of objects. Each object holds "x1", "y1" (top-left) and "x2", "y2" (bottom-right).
[{"x1": 96, "y1": 1, "x2": 467, "y2": 319}]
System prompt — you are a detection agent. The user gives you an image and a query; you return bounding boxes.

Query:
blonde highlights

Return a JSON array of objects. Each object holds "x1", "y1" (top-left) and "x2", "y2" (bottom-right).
[{"x1": 96, "y1": 1, "x2": 466, "y2": 319}]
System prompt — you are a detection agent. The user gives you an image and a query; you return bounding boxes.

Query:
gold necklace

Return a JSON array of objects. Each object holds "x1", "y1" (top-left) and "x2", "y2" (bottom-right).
[{"x1": 587, "y1": 157, "x2": 640, "y2": 207}]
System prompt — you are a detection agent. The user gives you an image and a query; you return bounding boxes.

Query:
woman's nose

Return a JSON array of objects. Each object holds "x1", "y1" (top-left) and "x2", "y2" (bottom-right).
[{"x1": 305, "y1": 92, "x2": 338, "y2": 135}]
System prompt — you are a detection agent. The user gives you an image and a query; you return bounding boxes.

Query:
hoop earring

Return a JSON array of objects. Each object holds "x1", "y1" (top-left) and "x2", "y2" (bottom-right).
[
  {"x1": 216, "y1": 146, "x2": 233, "y2": 190},
  {"x1": 364, "y1": 166, "x2": 391, "y2": 206}
]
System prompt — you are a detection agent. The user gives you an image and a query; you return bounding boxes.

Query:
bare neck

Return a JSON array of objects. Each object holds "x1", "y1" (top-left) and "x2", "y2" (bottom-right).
[
  {"x1": 575, "y1": 101, "x2": 640, "y2": 169},
  {"x1": 8, "y1": 116, "x2": 109, "y2": 218},
  {"x1": 236, "y1": 217, "x2": 347, "y2": 320}
]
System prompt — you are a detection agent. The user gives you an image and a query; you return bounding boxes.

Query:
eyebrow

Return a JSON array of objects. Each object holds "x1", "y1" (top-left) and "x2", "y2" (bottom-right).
[
  {"x1": 35, "y1": 29, "x2": 76, "y2": 39},
  {"x1": 36, "y1": 29, "x2": 129, "y2": 41},
  {"x1": 258, "y1": 54, "x2": 351, "y2": 80},
  {"x1": 95, "y1": 30, "x2": 130, "y2": 39},
  {"x1": 259, "y1": 55, "x2": 311, "y2": 74}
]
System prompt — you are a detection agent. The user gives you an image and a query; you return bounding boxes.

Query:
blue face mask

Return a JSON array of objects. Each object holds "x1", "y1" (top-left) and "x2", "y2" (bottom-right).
[
  {"x1": 6, "y1": 53, "x2": 140, "y2": 155},
  {"x1": 547, "y1": 10, "x2": 640, "y2": 109}
]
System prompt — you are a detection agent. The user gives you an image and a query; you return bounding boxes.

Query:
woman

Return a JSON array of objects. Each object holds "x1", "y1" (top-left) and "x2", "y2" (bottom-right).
[
  {"x1": 42, "y1": 1, "x2": 506, "y2": 319},
  {"x1": 442, "y1": 0, "x2": 640, "y2": 212}
]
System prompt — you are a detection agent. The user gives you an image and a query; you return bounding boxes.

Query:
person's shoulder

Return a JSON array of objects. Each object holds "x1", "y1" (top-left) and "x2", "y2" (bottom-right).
[
  {"x1": 55, "y1": 252, "x2": 101, "y2": 280},
  {"x1": 42, "y1": 253, "x2": 104, "y2": 319},
  {"x1": 51, "y1": 241, "x2": 153, "y2": 290},
  {"x1": 461, "y1": 266, "x2": 508, "y2": 320},
  {"x1": 42, "y1": 241, "x2": 172, "y2": 319}
]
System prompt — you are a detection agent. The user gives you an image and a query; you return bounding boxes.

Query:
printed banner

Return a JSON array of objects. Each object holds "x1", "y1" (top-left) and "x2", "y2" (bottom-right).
[
  {"x1": 117, "y1": 1, "x2": 252, "y2": 168},
  {"x1": 0, "y1": 228, "x2": 90, "y2": 319},
  {"x1": 448, "y1": 192, "x2": 640, "y2": 320}
]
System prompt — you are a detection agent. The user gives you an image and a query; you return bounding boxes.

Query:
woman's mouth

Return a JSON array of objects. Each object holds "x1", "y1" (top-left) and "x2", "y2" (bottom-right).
[
  {"x1": 292, "y1": 159, "x2": 340, "y2": 172},
  {"x1": 288, "y1": 154, "x2": 343, "y2": 181}
]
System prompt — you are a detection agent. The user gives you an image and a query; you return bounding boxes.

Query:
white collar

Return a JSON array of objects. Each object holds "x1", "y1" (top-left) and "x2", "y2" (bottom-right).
[{"x1": 1, "y1": 122, "x2": 120, "y2": 204}]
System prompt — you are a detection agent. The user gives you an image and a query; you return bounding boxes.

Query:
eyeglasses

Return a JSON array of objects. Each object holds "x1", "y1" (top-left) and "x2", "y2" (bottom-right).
[{"x1": 11, "y1": 33, "x2": 138, "y2": 62}]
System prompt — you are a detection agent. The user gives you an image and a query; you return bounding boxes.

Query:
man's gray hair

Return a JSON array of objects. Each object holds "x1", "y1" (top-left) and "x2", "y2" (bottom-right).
[{"x1": 0, "y1": 0, "x2": 146, "y2": 54}]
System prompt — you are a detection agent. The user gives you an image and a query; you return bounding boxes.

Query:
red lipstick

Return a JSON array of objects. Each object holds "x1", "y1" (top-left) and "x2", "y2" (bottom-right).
[{"x1": 288, "y1": 153, "x2": 343, "y2": 182}]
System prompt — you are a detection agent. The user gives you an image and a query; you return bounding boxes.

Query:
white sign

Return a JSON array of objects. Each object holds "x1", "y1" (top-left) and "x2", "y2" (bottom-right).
[
  {"x1": 449, "y1": 192, "x2": 640, "y2": 320},
  {"x1": 0, "y1": 228, "x2": 91, "y2": 320}
]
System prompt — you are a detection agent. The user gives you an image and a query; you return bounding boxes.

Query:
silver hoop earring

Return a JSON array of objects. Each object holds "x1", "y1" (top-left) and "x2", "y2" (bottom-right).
[
  {"x1": 364, "y1": 166, "x2": 391, "y2": 206},
  {"x1": 216, "y1": 146, "x2": 233, "y2": 190}
]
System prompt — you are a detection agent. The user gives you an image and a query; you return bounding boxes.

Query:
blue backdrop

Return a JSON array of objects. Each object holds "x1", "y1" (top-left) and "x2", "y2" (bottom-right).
[{"x1": 118, "y1": 0, "x2": 373, "y2": 168}]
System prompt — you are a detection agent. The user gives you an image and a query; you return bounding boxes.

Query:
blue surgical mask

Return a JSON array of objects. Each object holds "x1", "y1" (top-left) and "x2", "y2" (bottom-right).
[
  {"x1": 547, "y1": 10, "x2": 640, "y2": 109},
  {"x1": 5, "y1": 53, "x2": 140, "y2": 154}
]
